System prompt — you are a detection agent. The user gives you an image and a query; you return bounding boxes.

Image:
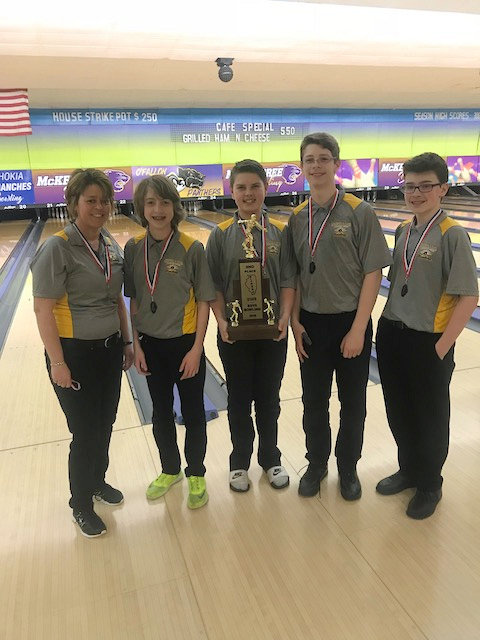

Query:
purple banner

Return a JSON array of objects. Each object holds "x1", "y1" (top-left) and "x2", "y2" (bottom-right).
[
  {"x1": 223, "y1": 162, "x2": 304, "y2": 196},
  {"x1": 337, "y1": 159, "x2": 378, "y2": 188},
  {"x1": 32, "y1": 167, "x2": 133, "y2": 204},
  {"x1": 101, "y1": 167, "x2": 133, "y2": 200},
  {"x1": 32, "y1": 169, "x2": 70, "y2": 204},
  {"x1": 132, "y1": 165, "x2": 223, "y2": 198},
  {"x1": 378, "y1": 158, "x2": 407, "y2": 188},
  {"x1": 0, "y1": 169, "x2": 35, "y2": 208},
  {"x1": 447, "y1": 156, "x2": 479, "y2": 184}
]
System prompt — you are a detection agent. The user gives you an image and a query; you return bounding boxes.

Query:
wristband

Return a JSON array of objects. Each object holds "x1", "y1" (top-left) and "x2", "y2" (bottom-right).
[
  {"x1": 51, "y1": 361, "x2": 65, "y2": 367},
  {"x1": 123, "y1": 341, "x2": 132, "y2": 347}
]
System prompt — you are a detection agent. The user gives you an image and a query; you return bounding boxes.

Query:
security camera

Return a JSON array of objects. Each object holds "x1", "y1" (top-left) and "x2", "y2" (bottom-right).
[{"x1": 216, "y1": 58, "x2": 234, "y2": 83}]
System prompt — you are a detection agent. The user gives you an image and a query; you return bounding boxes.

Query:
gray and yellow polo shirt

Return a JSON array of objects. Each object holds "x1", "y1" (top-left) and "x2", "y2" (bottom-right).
[
  {"x1": 31, "y1": 223, "x2": 124, "y2": 339},
  {"x1": 205, "y1": 212, "x2": 296, "y2": 320},
  {"x1": 124, "y1": 229, "x2": 215, "y2": 339},
  {"x1": 286, "y1": 189, "x2": 392, "y2": 314},
  {"x1": 382, "y1": 212, "x2": 478, "y2": 332}
]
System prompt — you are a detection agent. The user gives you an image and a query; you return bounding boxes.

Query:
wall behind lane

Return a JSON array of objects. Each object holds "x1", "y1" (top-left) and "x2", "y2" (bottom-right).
[{"x1": 2, "y1": 108, "x2": 480, "y2": 171}]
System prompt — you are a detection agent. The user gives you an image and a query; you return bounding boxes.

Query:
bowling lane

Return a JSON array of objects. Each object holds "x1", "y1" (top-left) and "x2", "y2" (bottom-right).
[
  {"x1": 377, "y1": 200, "x2": 480, "y2": 224},
  {"x1": 0, "y1": 218, "x2": 139, "y2": 452},
  {"x1": 195, "y1": 210, "x2": 229, "y2": 224},
  {"x1": 0, "y1": 219, "x2": 31, "y2": 269}
]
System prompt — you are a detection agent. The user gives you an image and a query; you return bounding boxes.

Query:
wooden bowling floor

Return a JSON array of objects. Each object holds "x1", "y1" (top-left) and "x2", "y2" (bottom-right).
[
  {"x1": 0, "y1": 219, "x2": 30, "y2": 269},
  {"x1": 0, "y1": 215, "x2": 480, "y2": 640}
]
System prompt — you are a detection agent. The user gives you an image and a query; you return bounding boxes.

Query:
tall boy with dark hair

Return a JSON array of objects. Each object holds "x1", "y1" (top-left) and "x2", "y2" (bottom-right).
[
  {"x1": 376, "y1": 152, "x2": 478, "y2": 519},
  {"x1": 287, "y1": 132, "x2": 391, "y2": 500}
]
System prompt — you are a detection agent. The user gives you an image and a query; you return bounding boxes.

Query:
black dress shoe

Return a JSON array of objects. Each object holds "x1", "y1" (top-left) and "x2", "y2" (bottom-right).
[
  {"x1": 298, "y1": 464, "x2": 328, "y2": 497},
  {"x1": 406, "y1": 489, "x2": 442, "y2": 520},
  {"x1": 376, "y1": 471, "x2": 415, "y2": 496},
  {"x1": 339, "y1": 470, "x2": 362, "y2": 501}
]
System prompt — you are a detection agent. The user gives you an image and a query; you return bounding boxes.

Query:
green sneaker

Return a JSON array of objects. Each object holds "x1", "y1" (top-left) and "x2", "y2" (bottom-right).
[
  {"x1": 187, "y1": 476, "x2": 208, "y2": 510},
  {"x1": 146, "y1": 471, "x2": 183, "y2": 500}
]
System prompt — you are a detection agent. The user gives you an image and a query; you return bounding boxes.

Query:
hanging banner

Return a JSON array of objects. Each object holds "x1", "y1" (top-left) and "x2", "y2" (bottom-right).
[
  {"x1": 0, "y1": 169, "x2": 35, "y2": 207},
  {"x1": 378, "y1": 158, "x2": 407, "y2": 188},
  {"x1": 222, "y1": 162, "x2": 304, "y2": 196},
  {"x1": 447, "y1": 156, "x2": 479, "y2": 184},
  {"x1": 132, "y1": 164, "x2": 224, "y2": 198}
]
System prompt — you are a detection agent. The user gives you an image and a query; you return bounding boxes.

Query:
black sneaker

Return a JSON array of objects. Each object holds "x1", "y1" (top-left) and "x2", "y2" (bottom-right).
[
  {"x1": 72, "y1": 509, "x2": 107, "y2": 537},
  {"x1": 298, "y1": 464, "x2": 328, "y2": 497},
  {"x1": 376, "y1": 471, "x2": 415, "y2": 496},
  {"x1": 93, "y1": 483, "x2": 124, "y2": 505},
  {"x1": 339, "y1": 469, "x2": 362, "y2": 501},
  {"x1": 406, "y1": 489, "x2": 442, "y2": 520}
]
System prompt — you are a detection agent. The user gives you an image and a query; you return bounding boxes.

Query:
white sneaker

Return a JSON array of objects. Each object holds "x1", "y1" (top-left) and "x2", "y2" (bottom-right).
[
  {"x1": 266, "y1": 465, "x2": 290, "y2": 489},
  {"x1": 229, "y1": 469, "x2": 250, "y2": 492}
]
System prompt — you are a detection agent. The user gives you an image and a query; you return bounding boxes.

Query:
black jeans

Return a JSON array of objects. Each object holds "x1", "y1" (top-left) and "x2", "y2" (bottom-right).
[
  {"x1": 218, "y1": 334, "x2": 287, "y2": 471},
  {"x1": 141, "y1": 333, "x2": 207, "y2": 477},
  {"x1": 47, "y1": 334, "x2": 123, "y2": 512},
  {"x1": 376, "y1": 317, "x2": 455, "y2": 491},
  {"x1": 299, "y1": 309, "x2": 372, "y2": 471}
]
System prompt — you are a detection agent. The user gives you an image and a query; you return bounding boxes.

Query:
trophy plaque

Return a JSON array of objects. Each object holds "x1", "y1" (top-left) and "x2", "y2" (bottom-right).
[{"x1": 227, "y1": 215, "x2": 279, "y2": 340}]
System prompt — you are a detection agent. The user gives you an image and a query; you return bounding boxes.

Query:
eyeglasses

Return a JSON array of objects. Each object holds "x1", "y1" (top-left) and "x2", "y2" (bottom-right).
[
  {"x1": 401, "y1": 183, "x2": 442, "y2": 194},
  {"x1": 303, "y1": 156, "x2": 336, "y2": 165}
]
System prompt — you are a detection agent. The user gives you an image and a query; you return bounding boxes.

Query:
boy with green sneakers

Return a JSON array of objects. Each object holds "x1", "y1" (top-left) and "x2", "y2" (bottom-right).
[{"x1": 124, "y1": 175, "x2": 216, "y2": 510}]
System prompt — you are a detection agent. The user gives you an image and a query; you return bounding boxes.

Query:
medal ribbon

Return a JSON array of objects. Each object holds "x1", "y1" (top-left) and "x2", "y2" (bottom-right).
[
  {"x1": 402, "y1": 209, "x2": 442, "y2": 283},
  {"x1": 308, "y1": 190, "x2": 339, "y2": 260},
  {"x1": 238, "y1": 213, "x2": 267, "y2": 267},
  {"x1": 73, "y1": 223, "x2": 111, "y2": 284},
  {"x1": 144, "y1": 230, "x2": 174, "y2": 298}
]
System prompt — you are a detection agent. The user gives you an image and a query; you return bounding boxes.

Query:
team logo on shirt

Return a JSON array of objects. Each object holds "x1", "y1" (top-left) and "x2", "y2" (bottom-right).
[
  {"x1": 418, "y1": 243, "x2": 437, "y2": 260},
  {"x1": 164, "y1": 258, "x2": 182, "y2": 273},
  {"x1": 331, "y1": 222, "x2": 351, "y2": 237},
  {"x1": 267, "y1": 242, "x2": 280, "y2": 255}
]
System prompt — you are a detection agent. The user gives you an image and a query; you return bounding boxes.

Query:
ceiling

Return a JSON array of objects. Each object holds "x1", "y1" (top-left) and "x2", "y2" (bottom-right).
[{"x1": 1, "y1": 0, "x2": 479, "y2": 110}]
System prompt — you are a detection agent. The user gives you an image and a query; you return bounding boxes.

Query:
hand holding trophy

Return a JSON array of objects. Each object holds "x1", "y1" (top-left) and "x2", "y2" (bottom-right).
[{"x1": 228, "y1": 213, "x2": 279, "y2": 340}]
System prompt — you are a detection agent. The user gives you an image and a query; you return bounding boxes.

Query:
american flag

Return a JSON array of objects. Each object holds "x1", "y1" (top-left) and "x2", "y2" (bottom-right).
[{"x1": 0, "y1": 89, "x2": 32, "y2": 136}]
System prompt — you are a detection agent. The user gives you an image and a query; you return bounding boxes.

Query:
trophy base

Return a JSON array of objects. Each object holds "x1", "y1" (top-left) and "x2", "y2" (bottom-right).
[{"x1": 228, "y1": 323, "x2": 280, "y2": 341}]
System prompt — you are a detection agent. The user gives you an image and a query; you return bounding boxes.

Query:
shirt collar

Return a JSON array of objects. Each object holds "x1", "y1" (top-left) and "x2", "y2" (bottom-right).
[
  {"x1": 67, "y1": 223, "x2": 108, "y2": 247},
  {"x1": 147, "y1": 228, "x2": 177, "y2": 249},
  {"x1": 311, "y1": 187, "x2": 344, "y2": 214}
]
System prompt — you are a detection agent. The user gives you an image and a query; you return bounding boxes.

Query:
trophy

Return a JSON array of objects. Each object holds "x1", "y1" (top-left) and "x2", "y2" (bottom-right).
[{"x1": 227, "y1": 215, "x2": 279, "y2": 340}]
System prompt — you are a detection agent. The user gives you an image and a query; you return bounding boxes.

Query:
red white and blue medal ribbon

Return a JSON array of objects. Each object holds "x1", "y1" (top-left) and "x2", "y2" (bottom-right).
[
  {"x1": 239, "y1": 213, "x2": 267, "y2": 267},
  {"x1": 73, "y1": 223, "x2": 111, "y2": 284},
  {"x1": 144, "y1": 230, "x2": 174, "y2": 312},
  {"x1": 401, "y1": 209, "x2": 442, "y2": 296},
  {"x1": 308, "y1": 190, "x2": 339, "y2": 273}
]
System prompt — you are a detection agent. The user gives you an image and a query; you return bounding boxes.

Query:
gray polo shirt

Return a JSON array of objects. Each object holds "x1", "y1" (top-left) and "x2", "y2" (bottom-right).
[
  {"x1": 286, "y1": 189, "x2": 392, "y2": 314},
  {"x1": 31, "y1": 223, "x2": 123, "y2": 339},
  {"x1": 124, "y1": 229, "x2": 215, "y2": 339},
  {"x1": 205, "y1": 212, "x2": 296, "y2": 320},
  {"x1": 382, "y1": 212, "x2": 478, "y2": 332}
]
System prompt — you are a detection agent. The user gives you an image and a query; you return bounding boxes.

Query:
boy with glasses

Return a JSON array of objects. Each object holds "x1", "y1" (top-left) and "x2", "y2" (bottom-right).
[
  {"x1": 376, "y1": 152, "x2": 478, "y2": 519},
  {"x1": 287, "y1": 132, "x2": 391, "y2": 500}
]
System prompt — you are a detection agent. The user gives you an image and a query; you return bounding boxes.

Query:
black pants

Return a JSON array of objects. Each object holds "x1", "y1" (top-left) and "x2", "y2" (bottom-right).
[
  {"x1": 218, "y1": 335, "x2": 287, "y2": 471},
  {"x1": 141, "y1": 333, "x2": 207, "y2": 477},
  {"x1": 299, "y1": 309, "x2": 372, "y2": 471},
  {"x1": 47, "y1": 335, "x2": 123, "y2": 512},
  {"x1": 376, "y1": 317, "x2": 455, "y2": 491}
]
